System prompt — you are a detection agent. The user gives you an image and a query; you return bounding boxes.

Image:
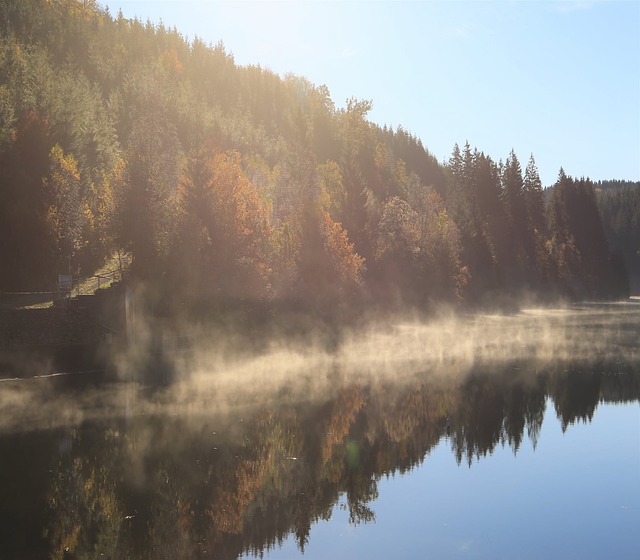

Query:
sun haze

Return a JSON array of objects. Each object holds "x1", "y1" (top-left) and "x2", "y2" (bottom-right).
[{"x1": 102, "y1": 0, "x2": 640, "y2": 187}]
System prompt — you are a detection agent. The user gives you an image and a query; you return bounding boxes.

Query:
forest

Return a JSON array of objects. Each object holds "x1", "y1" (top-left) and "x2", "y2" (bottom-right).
[{"x1": 0, "y1": 0, "x2": 637, "y2": 321}]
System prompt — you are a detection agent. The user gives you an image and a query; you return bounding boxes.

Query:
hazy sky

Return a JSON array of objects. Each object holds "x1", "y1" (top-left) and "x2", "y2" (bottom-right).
[{"x1": 101, "y1": 0, "x2": 640, "y2": 186}]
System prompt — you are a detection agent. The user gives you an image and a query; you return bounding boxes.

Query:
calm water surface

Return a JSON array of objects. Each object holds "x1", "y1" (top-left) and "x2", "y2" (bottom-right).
[
  {"x1": 1, "y1": 304, "x2": 639, "y2": 560},
  {"x1": 254, "y1": 401, "x2": 639, "y2": 560}
]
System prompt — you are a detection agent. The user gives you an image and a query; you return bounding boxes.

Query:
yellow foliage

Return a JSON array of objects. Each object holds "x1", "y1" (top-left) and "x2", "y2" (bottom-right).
[
  {"x1": 321, "y1": 210, "x2": 365, "y2": 288},
  {"x1": 321, "y1": 386, "x2": 366, "y2": 466},
  {"x1": 160, "y1": 48, "x2": 184, "y2": 76},
  {"x1": 318, "y1": 161, "x2": 345, "y2": 217}
]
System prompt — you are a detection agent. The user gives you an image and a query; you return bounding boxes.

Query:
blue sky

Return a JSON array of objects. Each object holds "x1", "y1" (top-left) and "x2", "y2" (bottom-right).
[{"x1": 102, "y1": 0, "x2": 640, "y2": 186}]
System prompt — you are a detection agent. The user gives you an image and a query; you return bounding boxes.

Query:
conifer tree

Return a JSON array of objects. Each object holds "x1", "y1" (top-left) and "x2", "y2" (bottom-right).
[{"x1": 523, "y1": 154, "x2": 545, "y2": 234}]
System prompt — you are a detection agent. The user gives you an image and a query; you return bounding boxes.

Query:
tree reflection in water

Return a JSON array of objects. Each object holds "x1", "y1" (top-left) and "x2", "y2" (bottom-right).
[{"x1": 0, "y1": 310, "x2": 639, "y2": 559}]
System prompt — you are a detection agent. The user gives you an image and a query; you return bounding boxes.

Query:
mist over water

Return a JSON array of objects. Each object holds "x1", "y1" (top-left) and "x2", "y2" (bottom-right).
[
  {"x1": 1, "y1": 303, "x2": 638, "y2": 434},
  {"x1": 1, "y1": 303, "x2": 639, "y2": 560}
]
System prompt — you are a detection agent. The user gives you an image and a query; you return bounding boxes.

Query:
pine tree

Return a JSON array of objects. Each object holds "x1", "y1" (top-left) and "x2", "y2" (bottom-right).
[{"x1": 523, "y1": 154, "x2": 545, "y2": 234}]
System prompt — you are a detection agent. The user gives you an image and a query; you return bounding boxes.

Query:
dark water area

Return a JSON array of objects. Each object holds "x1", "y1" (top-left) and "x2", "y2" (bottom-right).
[{"x1": 0, "y1": 303, "x2": 639, "y2": 559}]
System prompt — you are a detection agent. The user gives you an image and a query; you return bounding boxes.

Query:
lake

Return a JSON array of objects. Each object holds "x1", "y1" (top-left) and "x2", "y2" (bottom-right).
[{"x1": 1, "y1": 303, "x2": 639, "y2": 559}]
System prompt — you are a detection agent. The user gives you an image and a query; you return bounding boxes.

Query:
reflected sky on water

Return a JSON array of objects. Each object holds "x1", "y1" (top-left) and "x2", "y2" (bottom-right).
[{"x1": 257, "y1": 400, "x2": 639, "y2": 560}]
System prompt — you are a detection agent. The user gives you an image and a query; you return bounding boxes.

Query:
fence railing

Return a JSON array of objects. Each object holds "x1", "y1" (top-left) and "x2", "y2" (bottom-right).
[
  {"x1": 1, "y1": 255, "x2": 132, "y2": 309},
  {"x1": 70, "y1": 268, "x2": 123, "y2": 297}
]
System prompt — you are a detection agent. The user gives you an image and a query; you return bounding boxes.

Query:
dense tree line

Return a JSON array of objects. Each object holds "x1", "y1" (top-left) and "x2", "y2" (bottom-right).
[
  {"x1": 595, "y1": 180, "x2": 640, "y2": 292},
  {"x1": 0, "y1": 0, "x2": 630, "y2": 313}
]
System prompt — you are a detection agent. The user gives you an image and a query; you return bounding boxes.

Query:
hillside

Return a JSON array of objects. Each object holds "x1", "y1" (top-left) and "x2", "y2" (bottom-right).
[{"x1": 0, "y1": 0, "x2": 631, "y2": 316}]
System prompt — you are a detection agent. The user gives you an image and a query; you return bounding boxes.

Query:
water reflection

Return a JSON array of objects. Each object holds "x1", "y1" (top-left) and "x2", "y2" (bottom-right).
[{"x1": 0, "y1": 306, "x2": 639, "y2": 559}]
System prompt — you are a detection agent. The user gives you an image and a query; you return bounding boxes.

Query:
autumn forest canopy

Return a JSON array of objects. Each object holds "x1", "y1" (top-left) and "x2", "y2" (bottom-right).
[{"x1": 1, "y1": 0, "x2": 638, "y2": 318}]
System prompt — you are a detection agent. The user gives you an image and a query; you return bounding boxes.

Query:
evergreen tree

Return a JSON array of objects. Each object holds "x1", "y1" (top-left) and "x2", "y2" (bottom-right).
[
  {"x1": 117, "y1": 112, "x2": 181, "y2": 277},
  {"x1": 523, "y1": 154, "x2": 545, "y2": 235},
  {"x1": 548, "y1": 170, "x2": 625, "y2": 298},
  {"x1": 522, "y1": 154, "x2": 548, "y2": 286}
]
